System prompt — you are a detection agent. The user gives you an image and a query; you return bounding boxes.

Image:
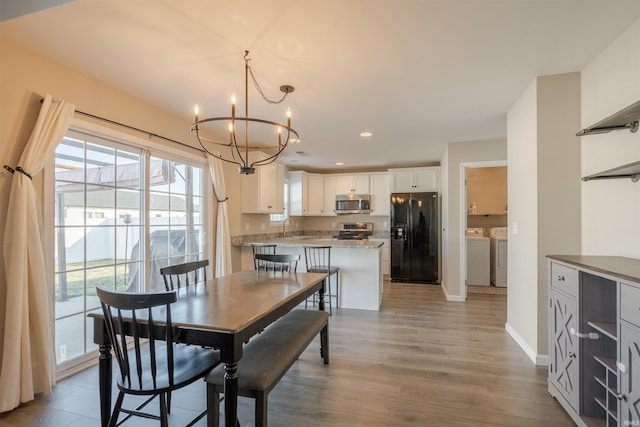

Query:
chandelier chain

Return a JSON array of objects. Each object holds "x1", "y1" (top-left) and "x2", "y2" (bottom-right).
[{"x1": 247, "y1": 64, "x2": 289, "y2": 105}]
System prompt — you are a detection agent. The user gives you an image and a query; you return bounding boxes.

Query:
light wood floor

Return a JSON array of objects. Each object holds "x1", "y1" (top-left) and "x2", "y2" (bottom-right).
[{"x1": 0, "y1": 281, "x2": 573, "y2": 427}]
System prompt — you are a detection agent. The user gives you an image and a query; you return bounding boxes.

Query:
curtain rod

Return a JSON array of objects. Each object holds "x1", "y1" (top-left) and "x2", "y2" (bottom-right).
[{"x1": 41, "y1": 99, "x2": 204, "y2": 154}]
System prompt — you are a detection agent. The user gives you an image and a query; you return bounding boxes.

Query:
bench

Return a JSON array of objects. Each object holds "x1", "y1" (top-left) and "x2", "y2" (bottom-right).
[{"x1": 205, "y1": 309, "x2": 330, "y2": 427}]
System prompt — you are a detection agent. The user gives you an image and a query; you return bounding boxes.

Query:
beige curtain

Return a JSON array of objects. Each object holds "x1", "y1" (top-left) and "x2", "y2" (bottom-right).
[
  {"x1": 0, "y1": 94, "x2": 75, "y2": 412},
  {"x1": 207, "y1": 154, "x2": 232, "y2": 277}
]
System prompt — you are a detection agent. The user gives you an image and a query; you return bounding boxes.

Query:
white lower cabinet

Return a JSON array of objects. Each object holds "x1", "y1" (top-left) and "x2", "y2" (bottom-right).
[{"x1": 548, "y1": 256, "x2": 640, "y2": 427}]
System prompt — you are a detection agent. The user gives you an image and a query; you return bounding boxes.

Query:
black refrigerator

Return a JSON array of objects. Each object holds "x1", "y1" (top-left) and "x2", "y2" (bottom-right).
[{"x1": 390, "y1": 192, "x2": 440, "y2": 283}]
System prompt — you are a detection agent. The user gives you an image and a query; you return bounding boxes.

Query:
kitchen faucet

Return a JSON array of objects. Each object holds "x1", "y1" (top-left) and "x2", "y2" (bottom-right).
[{"x1": 282, "y1": 217, "x2": 295, "y2": 237}]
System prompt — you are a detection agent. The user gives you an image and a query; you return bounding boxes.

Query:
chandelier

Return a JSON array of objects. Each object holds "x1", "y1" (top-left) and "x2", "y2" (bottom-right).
[{"x1": 190, "y1": 50, "x2": 299, "y2": 175}]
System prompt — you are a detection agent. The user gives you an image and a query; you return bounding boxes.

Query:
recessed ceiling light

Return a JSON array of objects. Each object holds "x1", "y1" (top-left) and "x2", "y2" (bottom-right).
[
  {"x1": 335, "y1": 162, "x2": 344, "y2": 166},
  {"x1": 360, "y1": 131, "x2": 372, "y2": 138}
]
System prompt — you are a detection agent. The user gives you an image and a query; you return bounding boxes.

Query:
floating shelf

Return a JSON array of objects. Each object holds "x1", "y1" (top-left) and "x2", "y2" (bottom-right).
[
  {"x1": 581, "y1": 160, "x2": 640, "y2": 183},
  {"x1": 577, "y1": 100, "x2": 640, "y2": 136}
]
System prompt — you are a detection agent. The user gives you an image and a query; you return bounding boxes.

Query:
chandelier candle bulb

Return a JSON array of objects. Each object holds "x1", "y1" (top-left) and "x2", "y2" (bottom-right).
[{"x1": 194, "y1": 104, "x2": 199, "y2": 122}]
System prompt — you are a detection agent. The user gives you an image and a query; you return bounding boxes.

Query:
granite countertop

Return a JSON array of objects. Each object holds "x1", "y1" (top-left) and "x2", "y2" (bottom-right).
[
  {"x1": 240, "y1": 236, "x2": 384, "y2": 249},
  {"x1": 547, "y1": 255, "x2": 640, "y2": 284}
]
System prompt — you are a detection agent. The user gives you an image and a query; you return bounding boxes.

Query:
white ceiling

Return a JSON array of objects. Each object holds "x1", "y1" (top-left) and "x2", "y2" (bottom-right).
[{"x1": 2, "y1": 0, "x2": 640, "y2": 172}]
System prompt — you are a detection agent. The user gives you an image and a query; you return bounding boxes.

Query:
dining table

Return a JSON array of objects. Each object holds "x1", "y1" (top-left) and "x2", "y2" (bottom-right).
[{"x1": 90, "y1": 269, "x2": 328, "y2": 427}]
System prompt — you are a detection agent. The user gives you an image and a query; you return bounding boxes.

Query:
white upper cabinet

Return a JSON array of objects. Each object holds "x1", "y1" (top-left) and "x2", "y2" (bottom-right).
[
  {"x1": 335, "y1": 174, "x2": 370, "y2": 195},
  {"x1": 288, "y1": 171, "x2": 325, "y2": 216},
  {"x1": 241, "y1": 153, "x2": 285, "y2": 214},
  {"x1": 389, "y1": 167, "x2": 440, "y2": 193},
  {"x1": 369, "y1": 173, "x2": 390, "y2": 216},
  {"x1": 323, "y1": 175, "x2": 337, "y2": 216}
]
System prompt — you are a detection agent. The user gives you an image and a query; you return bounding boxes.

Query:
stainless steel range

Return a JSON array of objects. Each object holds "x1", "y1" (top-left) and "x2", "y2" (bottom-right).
[{"x1": 333, "y1": 222, "x2": 373, "y2": 240}]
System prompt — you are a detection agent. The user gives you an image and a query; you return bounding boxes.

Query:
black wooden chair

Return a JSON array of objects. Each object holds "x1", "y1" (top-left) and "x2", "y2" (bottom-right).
[
  {"x1": 250, "y1": 243, "x2": 277, "y2": 270},
  {"x1": 159, "y1": 259, "x2": 209, "y2": 291},
  {"x1": 253, "y1": 253, "x2": 299, "y2": 272},
  {"x1": 303, "y1": 245, "x2": 339, "y2": 314},
  {"x1": 96, "y1": 287, "x2": 220, "y2": 427}
]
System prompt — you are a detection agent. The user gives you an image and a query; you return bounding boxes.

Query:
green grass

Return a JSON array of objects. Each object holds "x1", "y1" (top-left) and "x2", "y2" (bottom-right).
[{"x1": 56, "y1": 259, "x2": 131, "y2": 300}]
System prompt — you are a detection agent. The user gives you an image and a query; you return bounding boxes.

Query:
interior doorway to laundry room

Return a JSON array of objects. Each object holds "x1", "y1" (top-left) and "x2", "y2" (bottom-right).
[{"x1": 462, "y1": 161, "x2": 508, "y2": 300}]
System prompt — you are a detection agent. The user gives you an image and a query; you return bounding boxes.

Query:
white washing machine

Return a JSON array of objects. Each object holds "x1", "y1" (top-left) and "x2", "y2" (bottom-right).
[
  {"x1": 466, "y1": 228, "x2": 490, "y2": 286},
  {"x1": 490, "y1": 227, "x2": 508, "y2": 287}
]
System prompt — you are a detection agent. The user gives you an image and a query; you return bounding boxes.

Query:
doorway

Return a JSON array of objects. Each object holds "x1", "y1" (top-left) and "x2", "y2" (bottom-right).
[{"x1": 460, "y1": 161, "x2": 508, "y2": 301}]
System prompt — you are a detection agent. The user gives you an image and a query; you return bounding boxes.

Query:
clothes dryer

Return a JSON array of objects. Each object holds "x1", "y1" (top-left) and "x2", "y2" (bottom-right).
[{"x1": 490, "y1": 227, "x2": 508, "y2": 287}]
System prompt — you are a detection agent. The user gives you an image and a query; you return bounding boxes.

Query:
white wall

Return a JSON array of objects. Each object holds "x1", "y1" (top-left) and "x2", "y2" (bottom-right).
[
  {"x1": 442, "y1": 139, "x2": 507, "y2": 300},
  {"x1": 506, "y1": 72, "x2": 581, "y2": 363},
  {"x1": 581, "y1": 18, "x2": 640, "y2": 257}
]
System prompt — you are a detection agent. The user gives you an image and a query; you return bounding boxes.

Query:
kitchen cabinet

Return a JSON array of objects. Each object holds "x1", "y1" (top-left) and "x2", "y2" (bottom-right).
[
  {"x1": 547, "y1": 255, "x2": 640, "y2": 427},
  {"x1": 288, "y1": 171, "x2": 325, "y2": 216},
  {"x1": 466, "y1": 166, "x2": 507, "y2": 215},
  {"x1": 335, "y1": 174, "x2": 369, "y2": 195},
  {"x1": 369, "y1": 238, "x2": 390, "y2": 276},
  {"x1": 323, "y1": 175, "x2": 337, "y2": 216},
  {"x1": 369, "y1": 173, "x2": 390, "y2": 216},
  {"x1": 241, "y1": 154, "x2": 284, "y2": 214},
  {"x1": 389, "y1": 167, "x2": 440, "y2": 193}
]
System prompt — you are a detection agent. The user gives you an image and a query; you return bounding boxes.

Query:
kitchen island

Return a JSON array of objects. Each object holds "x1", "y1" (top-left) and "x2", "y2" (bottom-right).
[{"x1": 239, "y1": 237, "x2": 384, "y2": 311}]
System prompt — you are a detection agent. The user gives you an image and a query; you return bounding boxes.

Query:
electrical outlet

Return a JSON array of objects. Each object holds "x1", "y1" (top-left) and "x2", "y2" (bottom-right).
[
  {"x1": 332, "y1": 222, "x2": 336, "y2": 228},
  {"x1": 245, "y1": 223, "x2": 249, "y2": 231},
  {"x1": 261, "y1": 223, "x2": 266, "y2": 230},
  {"x1": 512, "y1": 222, "x2": 518, "y2": 235},
  {"x1": 60, "y1": 344, "x2": 67, "y2": 362}
]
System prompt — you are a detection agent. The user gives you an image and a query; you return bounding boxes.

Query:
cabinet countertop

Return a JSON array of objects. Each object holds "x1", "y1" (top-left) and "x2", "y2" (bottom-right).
[
  {"x1": 547, "y1": 255, "x2": 640, "y2": 284},
  {"x1": 240, "y1": 237, "x2": 384, "y2": 249}
]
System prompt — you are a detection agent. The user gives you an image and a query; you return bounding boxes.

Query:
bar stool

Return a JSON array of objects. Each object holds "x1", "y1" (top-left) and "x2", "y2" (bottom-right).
[
  {"x1": 303, "y1": 245, "x2": 339, "y2": 314},
  {"x1": 251, "y1": 243, "x2": 277, "y2": 270}
]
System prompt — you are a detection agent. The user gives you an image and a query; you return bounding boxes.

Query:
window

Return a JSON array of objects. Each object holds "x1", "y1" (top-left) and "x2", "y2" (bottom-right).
[
  {"x1": 52, "y1": 125, "x2": 207, "y2": 373},
  {"x1": 270, "y1": 179, "x2": 289, "y2": 224}
]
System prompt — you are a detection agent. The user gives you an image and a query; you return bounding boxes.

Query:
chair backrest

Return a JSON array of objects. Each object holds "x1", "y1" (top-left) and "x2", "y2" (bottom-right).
[
  {"x1": 251, "y1": 243, "x2": 277, "y2": 270},
  {"x1": 303, "y1": 245, "x2": 333, "y2": 272},
  {"x1": 159, "y1": 259, "x2": 209, "y2": 291},
  {"x1": 254, "y1": 253, "x2": 299, "y2": 272},
  {"x1": 96, "y1": 286, "x2": 177, "y2": 390}
]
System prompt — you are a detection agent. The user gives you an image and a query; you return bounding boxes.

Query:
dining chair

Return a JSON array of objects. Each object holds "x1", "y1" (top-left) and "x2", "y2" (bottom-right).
[
  {"x1": 303, "y1": 245, "x2": 339, "y2": 315},
  {"x1": 254, "y1": 253, "x2": 299, "y2": 272},
  {"x1": 251, "y1": 243, "x2": 277, "y2": 270},
  {"x1": 159, "y1": 259, "x2": 209, "y2": 291},
  {"x1": 96, "y1": 286, "x2": 220, "y2": 427}
]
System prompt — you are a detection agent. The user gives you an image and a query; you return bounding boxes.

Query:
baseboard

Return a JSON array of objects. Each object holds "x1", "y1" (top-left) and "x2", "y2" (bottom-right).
[
  {"x1": 441, "y1": 282, "x2": 465, "y2": 302},
  {"x1": 505, "y1": 322, "x2": 548, "y2": 366}
]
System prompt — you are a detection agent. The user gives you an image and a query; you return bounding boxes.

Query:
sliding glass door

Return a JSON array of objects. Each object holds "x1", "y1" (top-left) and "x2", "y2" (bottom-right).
[{"x1": 53, "y1": 129, "x2": 206, "y2": 371}]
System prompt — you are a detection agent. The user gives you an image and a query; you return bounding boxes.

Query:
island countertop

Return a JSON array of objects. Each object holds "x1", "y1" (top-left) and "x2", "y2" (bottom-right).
[{"x1": 238, "y1": 237, "x2": 384, "y2": 249}]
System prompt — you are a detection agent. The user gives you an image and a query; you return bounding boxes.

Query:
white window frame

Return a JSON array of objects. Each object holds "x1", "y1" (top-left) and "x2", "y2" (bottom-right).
[{"x1": 44, "y1": 117, "x2": 213, "y2": 379}]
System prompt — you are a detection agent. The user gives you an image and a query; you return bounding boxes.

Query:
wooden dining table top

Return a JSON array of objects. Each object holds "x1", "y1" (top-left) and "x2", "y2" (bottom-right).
[{"x1": 166, "y1": 269, "x2": 328, "y2": 332}]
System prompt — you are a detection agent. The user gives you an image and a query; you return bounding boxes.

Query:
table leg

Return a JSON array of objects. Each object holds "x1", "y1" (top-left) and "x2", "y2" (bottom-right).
[
  {"x1": 320, "y1": 324, "x2": 330, "y2": 364},
  {"x1": 224, "y1": 362, "x2": 238, "y2": 427},
  {"x1": 98, "y1": 343, "x2": 112, "y2": 427},
  {"x1": 318, "y1": 278, "x2": 326, "y2": 312}
]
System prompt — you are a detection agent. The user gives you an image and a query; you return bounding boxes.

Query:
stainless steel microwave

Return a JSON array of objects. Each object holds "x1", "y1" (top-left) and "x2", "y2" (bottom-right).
[{"x1": 335, "y1": 194, "x2": 371, "y2": 214}]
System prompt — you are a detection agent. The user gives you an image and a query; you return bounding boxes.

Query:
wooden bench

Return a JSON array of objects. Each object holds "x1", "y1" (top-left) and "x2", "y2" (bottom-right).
[{"x1": 205, "y1": 309, "x2": 330, "y2": 427}]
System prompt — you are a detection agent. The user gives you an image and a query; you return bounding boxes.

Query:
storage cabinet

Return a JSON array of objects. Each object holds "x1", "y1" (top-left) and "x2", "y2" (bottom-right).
[
  {"x1": 389, "y1": 167, "x2": 440, "y2": 193},
  {"x1": 241, "y1": 154, "x2": 284, "y2": 214},
  {"x1": 369, "y1": 173, "x2": 390, "y2": 216},
  {"x1": 547, "y1": 256, "x2": 640, "y2": 427},
  {"x1": 323, "y1": 175, "x2": 336, "y2": 216},
  {"x1": 549, "y1": 287, "x2": 579, "y2": 411},
  {"x1": 288, "y1": 171, "x2": 325, "y2": 216},
  {"x1": 335, "y1": 174, "x2": 369, "y2": 195}
]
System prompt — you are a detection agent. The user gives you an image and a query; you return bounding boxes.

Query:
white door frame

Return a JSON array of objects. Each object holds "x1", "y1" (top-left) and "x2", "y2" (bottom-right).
[{"x1": 459, "y1": 160, "x2": 507, "y2": 300}]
